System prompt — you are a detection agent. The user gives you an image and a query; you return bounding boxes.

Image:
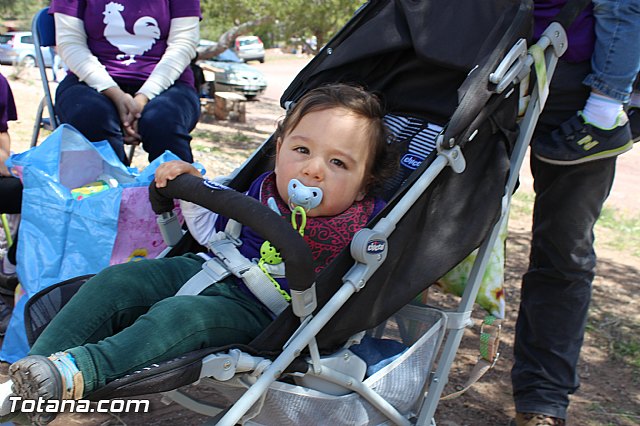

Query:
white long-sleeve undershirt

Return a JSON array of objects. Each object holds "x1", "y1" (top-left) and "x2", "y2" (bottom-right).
[
  {"x1": 55, "y1": 13, "x2": 199, "y2": 99},
  {"x1": 179, "y1": 199, "x2": 220, "y2": 247}
]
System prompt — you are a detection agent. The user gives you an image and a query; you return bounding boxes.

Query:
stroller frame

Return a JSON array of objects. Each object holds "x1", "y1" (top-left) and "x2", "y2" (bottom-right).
[{"x1": 150, "y1": 21, "x2": 568, "y2": 426}]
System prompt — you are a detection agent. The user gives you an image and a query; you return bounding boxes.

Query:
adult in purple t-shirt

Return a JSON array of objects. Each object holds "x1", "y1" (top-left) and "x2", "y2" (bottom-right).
[
  {"x1": 0, "y1": 73, "x2": 18, "y2": 180},
  {"x1": 0, "y1": 72, "x2": 20, "y2": 242},
  {"x1": 49, "y1": 0, "x2": 202, "y2": 164},
  {"x1": 0, "y1": 72, "x2": 20, "y2": 331}
]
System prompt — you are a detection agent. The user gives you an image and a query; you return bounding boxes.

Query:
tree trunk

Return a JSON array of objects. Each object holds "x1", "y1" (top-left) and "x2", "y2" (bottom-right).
[{"x1": 196, "y1": 16, "x2": 272, "y2": 60}]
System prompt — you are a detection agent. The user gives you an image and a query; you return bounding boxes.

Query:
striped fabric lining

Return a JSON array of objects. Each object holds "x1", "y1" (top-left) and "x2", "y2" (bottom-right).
[{"x1": 382, "y1": 114, "x2": 443, "y2": 197}]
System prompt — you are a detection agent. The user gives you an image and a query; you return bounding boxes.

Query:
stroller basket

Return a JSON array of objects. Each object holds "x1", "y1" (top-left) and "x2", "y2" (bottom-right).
[{"x1": 172, "y1": 304, "x2": 446, "y2": 425}]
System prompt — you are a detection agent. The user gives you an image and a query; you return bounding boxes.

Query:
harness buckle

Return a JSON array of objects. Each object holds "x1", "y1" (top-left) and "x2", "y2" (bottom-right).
[
  {"x1": 202, "y1": 257, "x2": 232, "y2": 283},
  {"x1": 207, "y1": 238, "x2": 254, "y2": 279}
]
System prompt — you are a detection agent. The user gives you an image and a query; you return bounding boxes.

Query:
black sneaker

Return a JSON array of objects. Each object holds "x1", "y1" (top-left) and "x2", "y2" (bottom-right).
[
  {"x1": 533, "y1": 112, "x2": 633, "y2": 165},
  {"x1": 628, "y1": 107, "x2": 640, "y2": 142}
]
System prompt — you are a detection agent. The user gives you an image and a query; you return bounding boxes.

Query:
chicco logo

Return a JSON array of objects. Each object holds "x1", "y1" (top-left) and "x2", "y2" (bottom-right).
[
  {"x1": 203, "y1": 179, "x2": 230, "y2": 191},
  {"x1": 400, "y1": 154, "x2": 424, "y2": 170},
  {"x1": 366, "y1": 240, "x2": 386, "y2": 254}
]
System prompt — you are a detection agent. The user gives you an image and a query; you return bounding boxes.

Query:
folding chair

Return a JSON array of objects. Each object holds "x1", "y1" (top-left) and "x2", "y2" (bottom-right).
[
  {"x1": 30, "y1": 7, "x2": 57, "y2": 148},
  {"x1": 29, "y1": 7, "x2": 137, "y2": 164}
]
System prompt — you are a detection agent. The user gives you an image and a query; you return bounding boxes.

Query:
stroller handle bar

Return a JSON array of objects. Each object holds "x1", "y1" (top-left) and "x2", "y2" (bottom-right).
[{"x1": 148, "y1": 174, "x2": 316, "y2": 296}]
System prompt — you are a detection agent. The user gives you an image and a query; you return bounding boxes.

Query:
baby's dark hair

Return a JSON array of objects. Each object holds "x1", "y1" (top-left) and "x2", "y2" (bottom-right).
[{"x1": 275, "y1": 83, "x2": 398, "y2": 196}]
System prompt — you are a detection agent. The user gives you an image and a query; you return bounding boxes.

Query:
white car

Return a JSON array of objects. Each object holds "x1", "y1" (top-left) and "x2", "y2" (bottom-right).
[
  {"x1": 0, "y1": 31, "x2": 53, "y2": 67},
  {"x1": 202, "y1": 49, "x2": 267, "y2": 99},
  {"x1": 233, "y1": 35, "x2": 265, "y2": 63}
]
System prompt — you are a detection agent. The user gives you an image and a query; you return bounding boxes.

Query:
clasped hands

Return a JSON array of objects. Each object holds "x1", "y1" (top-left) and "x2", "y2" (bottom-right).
[{"x1": 102, "y1": 86, "x2": 149, "y2": 145}]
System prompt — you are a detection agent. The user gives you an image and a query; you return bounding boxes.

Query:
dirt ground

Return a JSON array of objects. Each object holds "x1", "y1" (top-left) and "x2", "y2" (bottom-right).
[{"x1": 0, "y1": 62, "x2": 638, "y2": 426}]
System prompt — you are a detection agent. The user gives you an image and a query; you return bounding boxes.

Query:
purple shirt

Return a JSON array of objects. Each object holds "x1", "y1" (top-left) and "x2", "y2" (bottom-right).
[
  {"x1": 215, "y1": 172, "x2": 386, "y2": 299},
  {"x1": 50, "y1": 0, "x2": 201, "y2": 87},
  {"x1": 0, "y1": 73, "x2": 17, "y2": 132},
  {"x1": 534, "y1": 0, "x2": 595, "y2": 63}
]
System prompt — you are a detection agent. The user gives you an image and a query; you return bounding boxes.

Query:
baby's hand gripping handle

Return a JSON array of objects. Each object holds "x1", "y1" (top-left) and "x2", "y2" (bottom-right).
[{"x1": 148, "y1": 175, "x2": 316, "y2": 298}]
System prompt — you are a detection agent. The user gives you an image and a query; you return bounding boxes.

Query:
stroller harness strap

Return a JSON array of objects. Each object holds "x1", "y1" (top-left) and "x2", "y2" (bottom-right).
[{"x1": 176, "y1": 230, "x2": 290, "y2": 316}]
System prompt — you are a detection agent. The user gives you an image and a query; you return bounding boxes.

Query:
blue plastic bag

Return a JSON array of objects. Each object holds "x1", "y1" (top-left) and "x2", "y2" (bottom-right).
[{"x1": 1, "y1": 124, "x2": 180, "y2": 362}]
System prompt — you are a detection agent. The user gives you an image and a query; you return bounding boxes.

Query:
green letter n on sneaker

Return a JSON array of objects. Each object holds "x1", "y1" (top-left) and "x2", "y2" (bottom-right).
[{"x1": 533, "y1": 112, "x2": 633, "y2": 165}]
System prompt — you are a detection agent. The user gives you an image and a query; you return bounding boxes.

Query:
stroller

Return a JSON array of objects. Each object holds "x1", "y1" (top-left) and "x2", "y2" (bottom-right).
[{"x1": 22, "y1": 0, "x2": 578, "y2": 423}]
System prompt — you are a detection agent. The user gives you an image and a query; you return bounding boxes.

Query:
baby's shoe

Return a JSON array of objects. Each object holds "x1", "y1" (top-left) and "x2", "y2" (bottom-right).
[
  {"x1": 9, "y1": 352, "x2": 84, "y2": 425},
  {"x1": 533, "y1": 111, "x2": 633, "y2": 165}
]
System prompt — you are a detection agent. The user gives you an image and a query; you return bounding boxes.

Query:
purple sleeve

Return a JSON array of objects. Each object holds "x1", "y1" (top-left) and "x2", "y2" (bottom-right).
[
  {"x1": 50, "y1": 1, "x2": 200, "y2": 20},
  {"x1": 533, "y1": 0, "x2": 595, "y2": 63},
  {"x1": 49, "y1": 0, "x2": 84, "y2": 18},
  {"x1": 170, "y1": 0, "x2": 201, "y2": 19},
  {"x1": 370, "y1": 198, "x2": 386, "y2": 221},
  {"x1": 0, "y1": 74, "x2": 17, "y2": 132}
]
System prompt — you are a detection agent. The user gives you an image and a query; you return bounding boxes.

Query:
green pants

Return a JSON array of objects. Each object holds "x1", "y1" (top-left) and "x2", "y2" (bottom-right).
[{"x1": 30, "y1": 254, "x2": 272, "y2": 395}]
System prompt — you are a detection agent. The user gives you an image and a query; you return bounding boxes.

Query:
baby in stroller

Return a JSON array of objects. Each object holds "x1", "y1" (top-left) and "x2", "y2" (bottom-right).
[{"x1": 0, "y1": 83, "x2": 398, "y2": 424}]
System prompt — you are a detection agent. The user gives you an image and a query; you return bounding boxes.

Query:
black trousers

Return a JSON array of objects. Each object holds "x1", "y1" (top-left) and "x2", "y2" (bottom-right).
[
  {"x1": 511, "y1": 60, "x2": 617, "y2": 419},
  {"x1": 0, "y1": 175, "x2": 22, "y2": 265}
]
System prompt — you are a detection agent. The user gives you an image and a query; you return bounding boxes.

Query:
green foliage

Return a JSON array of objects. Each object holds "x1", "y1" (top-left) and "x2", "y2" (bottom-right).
[
  {"x1": 587, "y1": 313, "x2": 640, "y2": 376},
  {"x1": 199, "y1": 0, "x2": 364, "y2": 51},
  {"x1": 2, "y1": 0, "x2": 363, "y2": 54},
  {"x1": 1, "y1": 0, "x2": 48, "y2": 30},
  {"x1": 276, "y1": 0, "x2": 362, "y2": 49},
  {"x1": 596, "y1": 206, "x2": 640, "y2": 255},
  {"x1": 509, "y1": 189, "x2": 534, "y2": 217},
  {"x1": 614, "y1": 339, "x2": 640, "y2": 368},
  {"x1": 199, "y1": 0, "x2": 272, "y2": 41},
  {"x1": 511, "y1": 190, "x2": 640, "y2": 258}
]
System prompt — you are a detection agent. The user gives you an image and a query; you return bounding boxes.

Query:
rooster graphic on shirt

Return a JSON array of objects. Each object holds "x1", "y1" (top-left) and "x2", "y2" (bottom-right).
[{"x1": 103, "y1": 2, "x2": 161, "y2": 65}]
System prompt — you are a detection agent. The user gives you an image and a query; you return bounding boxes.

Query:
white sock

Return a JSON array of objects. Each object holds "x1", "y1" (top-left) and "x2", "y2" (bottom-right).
[
  {"x1": 1, "y1": 256, "x2": 15, "y2": 276},
  {"x1": 582, "y1": 93, "x2": 625, "y2": 129},
  {"x1": 0, "y1": 379, "x2": 14, "y2": 416}
]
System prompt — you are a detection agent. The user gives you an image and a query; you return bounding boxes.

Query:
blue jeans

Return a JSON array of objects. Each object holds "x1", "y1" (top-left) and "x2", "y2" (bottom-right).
[
  {"x1": 29, "y1": 254, "x2": 272, "y2": 394},
  {"x1": 582, "y1": 0, "x2": 640, "y2": 102},
  {"x1": 55, "y1": 74, "x2": 200, "y2": 163},
  {"x1": 512, "y1": 60, "x2": 616, "y2": 419}
]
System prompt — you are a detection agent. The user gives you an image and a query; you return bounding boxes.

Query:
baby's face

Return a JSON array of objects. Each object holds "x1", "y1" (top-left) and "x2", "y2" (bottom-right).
[{"x1": 274, "y1": 107, "x2": 371, "y2": 217}]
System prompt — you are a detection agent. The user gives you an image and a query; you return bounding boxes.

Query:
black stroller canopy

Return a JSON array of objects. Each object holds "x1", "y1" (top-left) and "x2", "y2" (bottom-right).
[{"x1": 283, "y1": 0, "x2": 532, "y2": 124}]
